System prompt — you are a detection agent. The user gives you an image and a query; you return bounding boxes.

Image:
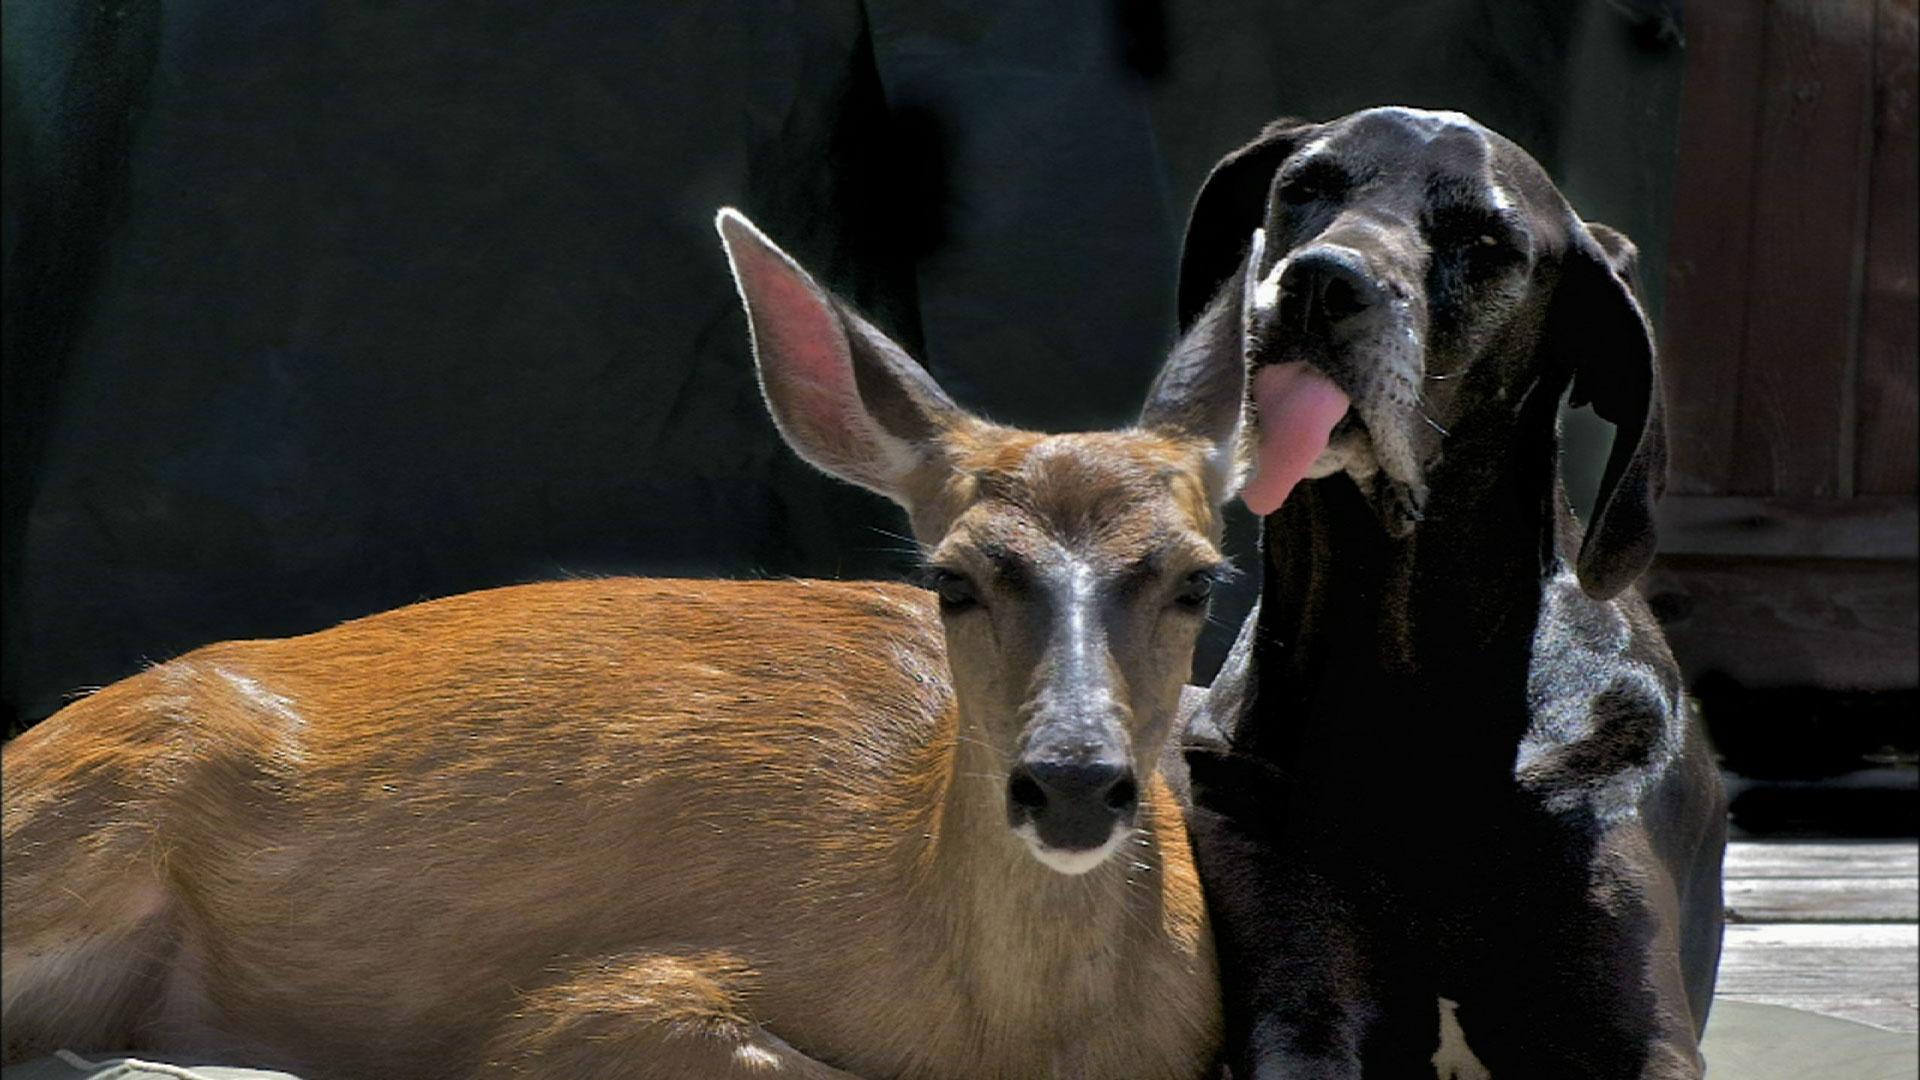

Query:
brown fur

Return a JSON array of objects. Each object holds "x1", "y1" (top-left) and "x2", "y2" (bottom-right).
[
  {"x1": 4, "y1": 207, "x2": 1235, "y2": 1078},
  {"x1": 3, "y1": 440, "x2": 1221, "y2": 1079}
]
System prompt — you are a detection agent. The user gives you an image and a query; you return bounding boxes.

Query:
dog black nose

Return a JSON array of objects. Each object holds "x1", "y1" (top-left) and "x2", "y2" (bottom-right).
[
  {"x1": 1008, "y1": 759, "x2": 1139, "y2": 848},
  {"x1": 1278, "y1": 247, "x2": 1382, "y2": 331}
]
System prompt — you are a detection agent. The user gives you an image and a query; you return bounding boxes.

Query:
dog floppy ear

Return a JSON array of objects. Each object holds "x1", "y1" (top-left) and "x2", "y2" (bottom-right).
[
  {"x1": 1556, "y1": 220, "x2": 1666, "y2": 600},
  {"x1": 1176, "y1": 119, "x2": 1317, "y2": 333}
]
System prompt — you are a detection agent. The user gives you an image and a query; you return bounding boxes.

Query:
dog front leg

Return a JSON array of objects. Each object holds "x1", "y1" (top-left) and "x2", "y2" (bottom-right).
[{"x1": 1189, "y1": 810, "x2": 1369, "y2": 1080}]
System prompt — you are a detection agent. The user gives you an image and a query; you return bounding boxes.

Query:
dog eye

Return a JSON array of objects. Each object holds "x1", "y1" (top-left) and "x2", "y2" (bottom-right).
[
  {"x1": 1461, "y1": 232, "x2": 1520, "y2": 274},
  {"x1": 1278, "y1": 162, "x2": 1346, "y2": 206},
  {"x1": 1279, "y1": 176, "x2": 1322, "y2": 205}
]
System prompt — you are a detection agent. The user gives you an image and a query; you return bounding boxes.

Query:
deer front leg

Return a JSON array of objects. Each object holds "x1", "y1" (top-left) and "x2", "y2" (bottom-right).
[{"x1": 475, "y1": 951, "x2": 864, "y2": 1080}]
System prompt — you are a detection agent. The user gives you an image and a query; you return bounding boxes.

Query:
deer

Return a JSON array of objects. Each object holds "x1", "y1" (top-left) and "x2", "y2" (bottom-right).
[{"x1": 1, "y1": 208, "x2": 1256, "y2": 1079}]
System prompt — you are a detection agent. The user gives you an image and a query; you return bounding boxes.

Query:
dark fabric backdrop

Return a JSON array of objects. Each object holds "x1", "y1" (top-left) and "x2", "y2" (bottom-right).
[{"x1": 1, "y1": 0, "x2": 1683, "y2": 730}]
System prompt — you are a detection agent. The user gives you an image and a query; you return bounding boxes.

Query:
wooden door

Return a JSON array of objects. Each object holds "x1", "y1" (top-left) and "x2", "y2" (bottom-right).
[{"x1": 1651, "y1": 0, "x2": 1917, "y2": 700}]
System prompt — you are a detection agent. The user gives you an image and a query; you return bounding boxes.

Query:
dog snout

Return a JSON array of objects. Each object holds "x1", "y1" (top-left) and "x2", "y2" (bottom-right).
[{"x1": 1278, "y1": 247, "x2": 1385, "y2": 333}]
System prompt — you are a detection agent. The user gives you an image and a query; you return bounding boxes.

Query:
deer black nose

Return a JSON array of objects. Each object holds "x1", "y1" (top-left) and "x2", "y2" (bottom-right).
[
  {"x1": 1008, "y1": 758, "x2": 1139, "y2": 850},
  {"x1": 1278, "y1": 247, "x2": 1383, "y2": 331}
]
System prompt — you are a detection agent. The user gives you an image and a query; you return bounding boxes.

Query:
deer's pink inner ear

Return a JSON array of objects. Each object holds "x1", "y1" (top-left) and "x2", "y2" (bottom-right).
[
  {"x1": 735, "y1": 244, "x2": 860, "y2": 431},
  {"x1": 1240, "y1": 362, "x2": 1350, "y2": 516}
]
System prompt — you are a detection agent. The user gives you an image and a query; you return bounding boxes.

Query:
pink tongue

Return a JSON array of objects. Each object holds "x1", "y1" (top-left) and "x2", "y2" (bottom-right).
[{"x1": 1240, "y1": 362, "x2": 1352, "y2": 516}]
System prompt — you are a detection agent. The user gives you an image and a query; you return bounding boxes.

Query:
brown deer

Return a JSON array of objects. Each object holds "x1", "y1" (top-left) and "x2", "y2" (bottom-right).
[{"x1": 1, "y1": 209, "x2": 1254, "y2": 1079}]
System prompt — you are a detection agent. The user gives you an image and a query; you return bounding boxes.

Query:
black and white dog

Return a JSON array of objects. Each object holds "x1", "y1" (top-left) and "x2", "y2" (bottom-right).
[{"x1": 1175, "y1": 108, "x2": 1727, "y2": 1078}]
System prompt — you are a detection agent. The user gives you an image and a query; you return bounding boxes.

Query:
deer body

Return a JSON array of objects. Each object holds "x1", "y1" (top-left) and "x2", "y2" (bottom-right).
[
  {"x1": 5, "y1": 578, "x2": 1212, "y2": 1078},
  {"x1": 2, "y1": 211, "x2": 1250, "y2": 1078}
]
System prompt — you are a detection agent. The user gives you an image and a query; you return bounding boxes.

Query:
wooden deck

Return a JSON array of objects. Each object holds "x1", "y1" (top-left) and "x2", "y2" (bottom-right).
[{"x1": 1719, "y1": 840, "x2": 1919, "y2": 1032}]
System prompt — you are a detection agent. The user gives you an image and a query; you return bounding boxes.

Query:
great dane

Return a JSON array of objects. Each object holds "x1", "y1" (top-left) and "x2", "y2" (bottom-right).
[{"x1": 1176, "y1": 108, "x2": 1727, "y2": 1078}]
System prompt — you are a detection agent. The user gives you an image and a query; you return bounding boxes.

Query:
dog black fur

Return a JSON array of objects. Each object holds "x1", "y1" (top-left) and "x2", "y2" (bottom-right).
[{"x1": 1177, "y1": 109, "x2": 1727, "y2": 1079}]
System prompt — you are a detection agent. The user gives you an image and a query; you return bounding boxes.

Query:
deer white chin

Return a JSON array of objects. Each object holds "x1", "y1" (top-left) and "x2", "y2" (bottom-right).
[{"x1": 1013, "y1": 822, "x2": 1126, "y2": 876}]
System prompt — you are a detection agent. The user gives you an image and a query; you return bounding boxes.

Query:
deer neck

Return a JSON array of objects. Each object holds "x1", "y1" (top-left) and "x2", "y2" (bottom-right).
[{"x1": 919, "y1": 713, "x2": 1174, "y2": 1010}]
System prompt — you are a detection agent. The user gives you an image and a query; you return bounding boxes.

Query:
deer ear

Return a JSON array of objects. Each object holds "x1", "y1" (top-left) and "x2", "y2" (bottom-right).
[
  {"x1": 1551, "y1": 220, "x2": 1666, "y2": 600},
  {"x1": 716, "y1": 208, "x2": 966, "y2": 506},
  {"x1": 1140, "y1": 230, "x2": 1262, "y2": 504}
]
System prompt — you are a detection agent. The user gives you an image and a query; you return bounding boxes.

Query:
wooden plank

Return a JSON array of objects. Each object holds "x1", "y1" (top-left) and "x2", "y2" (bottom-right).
[
  {"x1": 1726, "y1": 877, "x2": 1919, "y2": 922},
  {"x1": 1644, "y1": 556, "x2": 1919, "y2": 689},
  {"x1": 1714, "y1": 994, "x2": 1919, "y2": 1035},
  {"x1": 1857, "y1": 0, "x2": 1920, "y2": 495},
  {"x1": 1656, "y1": 496, "x2": 1919, "y2": 558},
  {"x1": 1702, "y1": 999, "x2": 1920, "y2": 1076},
  {"x1": 1662, "y1": 1, "x2": 1766, "y2": 496},
  {"x1": 1717, "y1": 922, "x2": 1919, "y2": 1032},
  {"x1": 1732, "y1": 0, "x2": 1877, "y2": 497},
  {"x1": 1725, "y1": 841, "x2": 1920, "y2": 879}
]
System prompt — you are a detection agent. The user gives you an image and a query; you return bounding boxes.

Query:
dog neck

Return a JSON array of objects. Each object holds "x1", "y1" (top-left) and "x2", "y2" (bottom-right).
[{"x1": 1236, "y1": 382, "x2": 1572, "y2": 758}]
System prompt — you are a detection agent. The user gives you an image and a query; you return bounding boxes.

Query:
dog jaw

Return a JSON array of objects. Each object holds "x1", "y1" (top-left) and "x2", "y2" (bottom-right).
[{"x1": 1247, "y1": 251, "x2": 1434, "y2": 531}]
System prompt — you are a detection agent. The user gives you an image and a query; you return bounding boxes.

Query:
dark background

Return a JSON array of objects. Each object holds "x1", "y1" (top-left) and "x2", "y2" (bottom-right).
[
  {"x1": 5, "y1": 1, "x2": 1914, "y2": 836},
  {"x1": 1, "y1": 0, "x2": 1687, "y2": 729}
]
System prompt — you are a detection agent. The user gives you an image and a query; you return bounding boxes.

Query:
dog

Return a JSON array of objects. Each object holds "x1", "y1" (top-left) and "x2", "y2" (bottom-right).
[{"x1": 1174, "y1": 108, "x2": 1728, "y2": 1078}]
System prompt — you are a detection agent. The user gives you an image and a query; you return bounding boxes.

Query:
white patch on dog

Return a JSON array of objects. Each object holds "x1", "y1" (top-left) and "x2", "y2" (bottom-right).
[
  {"x1": 1380, "y1": 106, "x2": 1480, "y2": 141},
  {"x1": 1253, "y1": 255, "x2": 1286, "y2": 314},
  {"x1": 1432, "y1": 997, "x2": 1492, "y2": 1080},
  {"x1": 1014, "y1": 821, "x2": 1125, "y2": 876},
  {"x1": 1516, "y1": 567, "x2": 1680, "y2": 820}
]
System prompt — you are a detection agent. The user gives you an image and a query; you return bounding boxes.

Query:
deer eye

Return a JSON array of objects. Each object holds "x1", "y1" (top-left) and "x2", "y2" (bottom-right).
[
  {"x1": 1173, "y1": 569, "x2": 1218, "y2": 609},
  {"x1": 921, "y1": 567, "x2": 981, "y2": 613}
]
